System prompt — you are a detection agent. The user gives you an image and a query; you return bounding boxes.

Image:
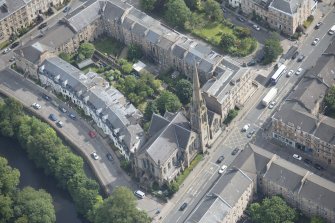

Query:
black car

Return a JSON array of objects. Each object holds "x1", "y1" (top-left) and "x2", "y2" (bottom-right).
[
  {"x1": 314, "y1": 163, "x2": 324, "y2": 171},
  {"x1": 106, "y1": 153, "x2": 113, "y2": 161},
  {"x1": 231, "y1": 147, "x2": 240, "y2": 155},
  {"x1": 49, "y1": 114, "x2": 57, "y2": 121},
  {"x1": 292, "y1": 51, "x2": 299, "y2": 59},
  {"x1": 68, "y1": 113, "x2": 76, "y2": 120},
  {"x1": 304, "y1": 159, "x2": 313, "y2": 165},
  {"x1": 297, "y1": 55, "x2": 305, "y2": 62},
  {"x1": 216, "y1": 155, "x2": 225, "y2": 164},
  {"x1": 179, "y1": 202, "x2": 188, "y2": 211},
  {"x1": 38, "y1": 22, "x2": 47, "y2": 30},
  {"x1": 247, "y1": 60, "x2": 257, "y2": 66},
  {"x1": 42, "y1": 94, "x2": 51, "y2": 101},
  {"x1": 10, "y1": 42, "x2": 19, "y2": 49}
]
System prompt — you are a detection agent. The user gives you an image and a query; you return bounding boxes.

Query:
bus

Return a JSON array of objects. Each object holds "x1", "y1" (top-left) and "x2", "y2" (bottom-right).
[{"x1": 270, "y1": 64, "x2": 286, "y2": 84}]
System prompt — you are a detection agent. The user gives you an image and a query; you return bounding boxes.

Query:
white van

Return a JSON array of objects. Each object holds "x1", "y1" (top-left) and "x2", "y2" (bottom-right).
[{"x1": 134, "y1": 190, "x2": 145, "y2": 199}]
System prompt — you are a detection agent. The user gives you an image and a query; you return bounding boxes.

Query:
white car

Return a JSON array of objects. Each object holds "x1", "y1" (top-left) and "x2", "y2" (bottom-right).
[
  {"x1": 286, "y1": 70, "x2": 294, "y2": 77},
  {"x1": 32, "y1": 103, "x2": 41, "y2": 109},
  {"x1": 312, "y1": 38, "x2": 320, "y2": 46},
  {"x1": 253, "y1": 24, "x2": 260, "y2": 31},
  {"x1": 295, "y1": 68, "x2": 303, "y2": 75},
  {"x1": 268, "y1": 101, "x2": 276, "y2": 109},
  {"x1": 293, "y1": 154, "x2": 302, "y2": 160},
  {"x1": 91, "y1": 152, "x2": 100, "y2": 160},
  {"x1": 242, "y1": 124, "x2": 250, "y2": 132},
  {"x1": 2, "y1": 48, "x2": 10, "y2": 54},
  {"x1": 218, "y1": 165, "x2": 227, "y2": 174}
]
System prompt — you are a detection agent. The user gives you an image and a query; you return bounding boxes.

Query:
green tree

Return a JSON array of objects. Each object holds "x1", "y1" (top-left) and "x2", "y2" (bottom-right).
[
  {"x1": 0, "y1": 98, "x2": 23, "y2": 137},
  {"x1": 156, "y1": 91, "x2": 182, "y2": 115},
  {"x1": 119, "y1": 59, "x2": 133, "y2": 74},
  {"x1": 140, "y1": 0, "x2": 157, "y2": 12},
  {"x1": 127, "y1": 44, "x2": 143, "y2": 61},
  {"x1": 165, "y1": 0, "x2": 191, "y2": 28},
  {"x1": 59, "y1": 52, "x2": 72, "y2": 63},
  {"x1": 14, "y1": 187, "x2": 56, "y2": 223},
  {"x1": 220, "y1": 33, "x2": 236, "y2": 49},
  {"x1": 0, "y1": 157, "x2": 20, "y2": 195},
  {"x1": 310, "y1": 216, "x2": 325, "y2": 223},
  {"x1": 224, "y1": 109, "x2": 238, "y2": 124},
  {"x1": 203, "y1": 0, "x2": 223, "y2": 21},
  {"x1": 234, "y1": 27, "x2": 251, "y2": 38},
  {"x1": 0, "y1": 195, "x2": 14, "y2": 222},
  {"x1": 249, "y1": 196, "x2": 297, "y2": 223},
  {"x1": 175, "y1": 79, "x2": 192, "y2": 104},
  {"x1": 78, "y1": 43, "x2": 95, "y2": 60},
  {"x1": 184, "y1": 0, "x2": 200, "y2": 10},
  {"x1": 93, "y1": 187, "x2": 151, "y2": 223},
  {"x1": 263, "y1": 32, "x2": 283, "y2": 65},
  {"x1": 324, "y1": 86, "x2": 335, "y2": 117},
  {"x1": 144, "y1": 101, "x2": 159, "y2": 121}
]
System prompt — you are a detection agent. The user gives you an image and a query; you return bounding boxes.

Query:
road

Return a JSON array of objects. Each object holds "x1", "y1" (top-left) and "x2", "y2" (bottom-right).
[{"x1": 162, "y1": 5, "x2": 335, "y2": 223}]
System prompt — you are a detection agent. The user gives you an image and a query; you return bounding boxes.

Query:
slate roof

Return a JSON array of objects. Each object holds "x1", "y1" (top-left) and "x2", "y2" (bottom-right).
[
  {"x1": 0, "y1": 0, "x2": 26, "y2": 21},
  {"x1": 39, "y1": 25, "x2": 76, "y2": 50},
  {"x1": 14, "y1": 42, "x2": 52, "y2": 64},
  {"x1": 269, "y1": 0, "x2": 305, "y2": 15},
  {"x1": 142, "y1": 112, "x2": 192, "y2": 165},
  {"x1": 102, "y1": 0, "x2": 131, "y2": 22}
]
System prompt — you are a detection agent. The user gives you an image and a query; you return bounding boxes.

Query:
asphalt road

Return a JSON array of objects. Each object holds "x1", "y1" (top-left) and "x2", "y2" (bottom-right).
[{"x1": 163, "y1": 6, "x2": 335, "y2": 223}]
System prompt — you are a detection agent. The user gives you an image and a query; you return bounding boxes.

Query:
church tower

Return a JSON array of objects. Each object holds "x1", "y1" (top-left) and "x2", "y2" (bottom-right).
[{"x1": 190, "y1": 63, "x2": 210, "y2": 153}]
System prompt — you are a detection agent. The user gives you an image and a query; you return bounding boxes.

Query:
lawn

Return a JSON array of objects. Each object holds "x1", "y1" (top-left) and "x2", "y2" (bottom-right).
[
  {"x1": 193, "y1": 22, "x2": 233, "y2": 46},
  {"x1": 0, "y1": 40, "x2": 9, "y2": 50},
  {"x1": 175, "y1": 154, "x2": 203, "y2": 186},
  {"x1": 93, "y1": 37, "x2": 124, "y2": 57}
]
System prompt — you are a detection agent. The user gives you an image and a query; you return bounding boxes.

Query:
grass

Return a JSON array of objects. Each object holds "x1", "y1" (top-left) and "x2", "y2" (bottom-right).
[
  {"x1": 93, "y1": 37, "x2": 124, "y2": 57},
  {"x1": 193, "y1": 22, "x2": 233, "y2": 46},
  {"x1": 175, "y1": 154, "x2": 203, "y2": 186},
  {"x1": 0, "y1": 40, "x2": 10, "y2": 50}
]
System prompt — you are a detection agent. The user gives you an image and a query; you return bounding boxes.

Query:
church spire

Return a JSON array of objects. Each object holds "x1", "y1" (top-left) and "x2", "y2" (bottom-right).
[{"x1": 190, "y1": 62, "x2": 210, "y2": 153}]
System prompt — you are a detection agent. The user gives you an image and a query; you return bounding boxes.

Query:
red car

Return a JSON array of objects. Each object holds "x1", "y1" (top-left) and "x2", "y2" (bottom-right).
[{"x1": 88, "y1": 130, "x2": 97, "y2": 138}]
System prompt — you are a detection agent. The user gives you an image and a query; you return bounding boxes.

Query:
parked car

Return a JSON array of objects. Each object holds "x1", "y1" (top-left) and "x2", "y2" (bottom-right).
[
  {"x1": 216, "y1": 155, "x2": 225, "y2": 164},
  {"x1": 293, "y1": 154, "x2": 302, "y2": 160},
  {"x1": 88, "y1": 130, "x2": 97, "y2": 138},
  {"x1": 48, "y1": 114, "x2": 57, "y2": 121},
  {"x1": 32, "y1": 103, "x2": 41, "y2": 109},
  {"x1": 314, "y1": 21, "x2": 322, "y2": 29},
  {"x1": 286, "y1": 70, "x2": 294, "y2": 77},
  {"x1": 231, "y1": 147, "x2": 240, "y2": 155},
  {"x1": 314, "y1": 163, "x2": 324, "y2": 171},
  {"x1": 242, "y1": 124, "x2": 250, "y2": 132},
  {"x1": 237, "y1": 16, "x2": 245, "y2": 22},
  {"x1": 56, "y1": 120, "x2": 64, "y2": 128},
  {"x1": 9, "y1": 57, "x2": 16, "y2": 62},
  {"x1": 297, "y1": 55, "x2": 305, "y2": 62},
  {"x1": 10, "y1": 42, "x2": 19, "y2": 49},
  {"x1": 42, "y1": 94, "x2": 51, "y2": 101},
  {"x1": 58, "y1": 106, "x2": 67, "y2": 113},
  {"x1": 218, "y1": 165, "x2": 227, "y2": 174},
  {"x1": 312, "y1": 37, "x2": 320, "y2": 46},
  {"x1": 295, "y1": 67, "x2": 303, "y2": 75},
  {"x1": 304, "y1": 158, "x2": 313, "y2": 165},
  {"x1": 291, "y1": 51, "x2": 299, "y2": 59},
  {"x1": 68, "y1": 113, "x2": 76, "y2": 120},
  {"x1": 253, "y1": 24, "x2": 260, "y2": 31},
  {"x1": 63, "y1": 6, "x2": 70, "y2": 13},
  {"x1": 247, "y1": 60, "x2": 257, "y2": 66},
  {"x1": 247, "y1": 129, "x2": 255, "y2": 138},
  {"x1": 106, "y1": 153, "x2": 113, "y2": 161},
  {"x1": 2, "y1": 48, "x2": 10, "y2": 54},
  {"x1": 91, "y1": 152, "x2": 100, "y2": 160},
  {"x1": 268, "y1": 101, "x2": 276, "y2": 109},
  {"x1": 179, "y1": 202, "x2": 188, "y2": 211},
  {"x1": 38, "y1": 22, "x2": 47, "y2": 30}
]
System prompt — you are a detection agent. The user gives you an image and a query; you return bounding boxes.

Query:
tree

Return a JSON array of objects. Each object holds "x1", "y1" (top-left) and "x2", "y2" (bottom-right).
[
  {"x1": 119, "y1": 59, "x2": 133, "y2": 74},
  {"x1": 175, "y1": 79, "x2": 192, "y2": 104},
  {"x1": 324, "y1": 86, "x2": 335, "y2": 117},
  {"x1": 0, "y1": 157, "x2": 20, "y2": 195},
  {"x1": 249, "y1": 196, "x2": 297, "y2": 223},
  {"x1": 93, "y1": 187, "x2": 151, "y2": 223},
  {"x1": 263, "y1": 32, "x2": 283, "y2": 65},
  {"x1": 140, "y1": 0, "x2": 157, "y2": 12},
  {"x1": 165, "y1": 0, "x2": 191, "y2": 28},
  {"x1": 203, "y1": 0, "x2": 223, "y2": 21},
  {"x1": 59, "y1": 52, "x2": 72, "y2": 63},
  {"x1": 78, "y1": 43, "x2": 95, "y2": 60},
  {"x1": 14, "y1": 187, "x2": 56, "y2": 223},
  {"x1": 0, "y1": 195, "x2": 14, "y2": 222},
  {"x1": 310, "y1": 216, "x2": 325, "y2": 223},
  {"x1": 184, "y1": 0, "x2": 200, "y2": 11},
  {"x1": 234, "y1": 27, "x2": 251, "y2": 38},
  {"x1": 0, "y1": 98, "x2": 23, "y2": 137},
  {"x1": 220, "y1": 33, "x2": 236, "y2": 49},
  {"x1": 223, "y1": 109, "x2": 238, "y2": 124},
  {"x1": 144, "y1": 101, "x2": 158, "y2": 121},
  {"x1": 127, "y1": 44, "x2": 143, "y2": 61},
  {"x1": 156, "y1": 91, "x2": 182, "y2": 115}
]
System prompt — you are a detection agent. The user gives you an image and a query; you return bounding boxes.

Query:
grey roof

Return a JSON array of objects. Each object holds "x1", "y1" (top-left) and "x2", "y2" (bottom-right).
[
  {"x1": 132, "y1": 23, "x2": 147, "y2": 36},
  {"x1": 39, "y1": 25, "x2": 76, "y2": 50},
  {"x1": 146, "y1": 29, "x2": 160, "y2": 44},
  {"x1": 0, "y1": 0, "x2": 26, "y2": 21},
  {"x1": 142, "y1": 112, "x2": 192, "y2": 165},
  {"x1": 67, "y1": 0, "x2": 101, "y2": 33},
  {"x1": 102, "y1": 0, "x2": 131, "y2": 22},
  {"x1": 172, "y1": 44, "x2": 186, "y2": 59},
  {"x1": 269, "y1": 0, "x2": 305, "y2": 15},
  {"x1": 15, "y1": 42, "x2": 51, "y2": 64}
]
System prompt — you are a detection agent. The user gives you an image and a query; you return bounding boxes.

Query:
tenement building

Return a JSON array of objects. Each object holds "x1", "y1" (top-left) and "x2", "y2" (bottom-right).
[
  {"x1": 38, "y1": 56, "x2": 144, "y2": 160},
  {"x1": 240, "y1": 0, "x2": 318, "y2": 35},
  {"x1": 272, "y1": 40, "x2": 335, "y2": 167},
  {"x1": 0, "y1": 0, "x2": 64, "y2": 43},
  {"x1": 186, "y1": 143, "x2": 335, "y2": 223}
]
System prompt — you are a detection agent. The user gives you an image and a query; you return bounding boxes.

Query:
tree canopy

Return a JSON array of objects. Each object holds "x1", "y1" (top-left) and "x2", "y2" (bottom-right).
[
  {"x1": 93, "y1": 187, "x2": 151, "y2": 223},
  {"x1": 156, "y1": 90, "x2": 182, "y2": 115},
  {"x1": 175, "y1": 79, "x2": 192, "y2": 104},
  {"x1": 0, "y1": 157, "x2": 20, "y2": 195},
  {"x1": 310, "y1": 216, "x2": 325, "y2": 223},
  {"x1": 220, "y1": 33, "x2": 237, "y2": 50},
  {"x1": 249, "y1": 196, "x2": 297, "y2": 223},
  {"x1": 203, "y1": 0, "x2": 223, "y2": 21},
  {"x1": 140, "y1": 0, "x2": 157, "y2": 12},
  {"x1": 262, "y1": 32, "x2": 283, "y2": 65},
  {"x1": 324, "y1": 85, "x2": 335, "y2": 118},
  {"x1": 165, "y1": 0, "x2": 191, "y2": 28},
  {"x1": 78, "y1": 43, "x2": 95, "y2": 60}
]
